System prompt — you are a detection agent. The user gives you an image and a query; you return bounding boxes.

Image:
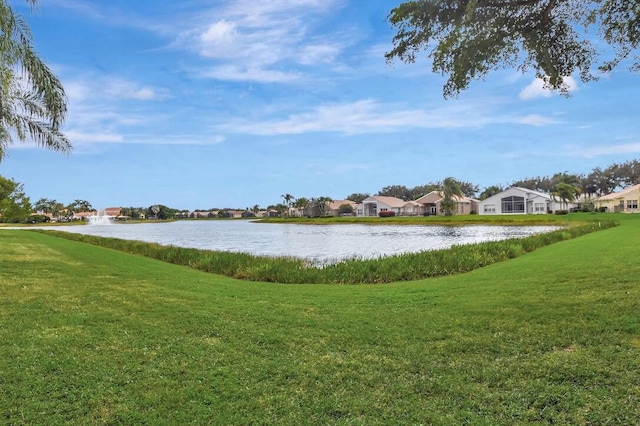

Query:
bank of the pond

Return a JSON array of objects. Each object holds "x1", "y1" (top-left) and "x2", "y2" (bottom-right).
[
  {"x1": 34, "y1": 219, "x2": 616, "y2": 284},
  {"x1": 1, "y1": 216, "x2": 638, "y2": 424}
]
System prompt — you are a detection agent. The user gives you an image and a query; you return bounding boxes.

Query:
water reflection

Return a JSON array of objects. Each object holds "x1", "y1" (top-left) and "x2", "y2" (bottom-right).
[{"x1": 47, "y1": 220, "x2": 560, "y2": 265}]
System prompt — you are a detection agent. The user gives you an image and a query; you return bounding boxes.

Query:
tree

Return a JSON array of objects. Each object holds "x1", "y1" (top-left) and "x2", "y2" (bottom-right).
[
  {"x1": 346, "y1": 192, "x2": 369, "y2": 204},
  {"x1": 50, "y1": 200, "x2": 64, "y2": 221},
  {"x1": 338, "y1": 203, "x2": 354, "y2": 216},
  {"x1": 408, "y1": 183, "x2": 439, "y2": 200},
  {"x1": 457, "y1": 180, "x2": 479, "y2": 198},
  {"x1": 67, "y1": 199, "x2": 93, "y2": 215},
  {"x1": 0, "y1": 175, "x2": 31, "y2": 222},
  {"x1": 33, "y1": 197, "x2": 51, "y2": 214},
  {"x1": 377, "y1": 185, "x2": 411, "y2": 200},
  {"x1": 0, "y1": 0, "x2": 70, "y2": 159},
  {"x1": 293, "y1": 197, "x2": 309, "y2": 217},
  {"x1": 552, "y1": 181, "x2": 581, "y2": 210},
  {"x1": 309, "y1": 196, "x2": 333, "y2": 217},
  {"x1": 120, "y1": 206, "x2": 145, "y2": 220},
  {"x1": 478, "y1": 185, "x2": 503, "y2": 201},
  {"x1": 274, "y1": 203, "x2": 287, "y2": 217},
  {"x1": 512, "y1": 176, "x2": 554, "y2": 193},
  {"x1": 147, "y1": 204, "x2": 177, "y2": 220},
  {"x1": 34, "y1": 197, "x2": 62, "y2": 220},
  {"x1": 281, "y1": 193, "x2": 295, "y2": 218},
  {"x1": 386, "y1": 1, "x2": 640, "y2": 98},
  {"x1": 440, "y1": 176, "x2": 463, "y2": 216}
]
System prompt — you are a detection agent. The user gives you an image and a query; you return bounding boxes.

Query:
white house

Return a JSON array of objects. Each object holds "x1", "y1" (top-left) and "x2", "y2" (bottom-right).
[
  {"x1": 359, "y1": 196, "x2": 406, "y2": 216},
  {"x1": 357, "y1": 196, "x2": 427, "y2": 216},
  {"x1": 478, "y1": 187, "x2": 565, "y2": 215},
  {"x1": 414, "y1": 191, "x2": 479, "y2": 216}
]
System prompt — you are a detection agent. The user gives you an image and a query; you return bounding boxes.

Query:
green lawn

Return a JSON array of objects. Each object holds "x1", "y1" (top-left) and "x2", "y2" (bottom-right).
[{"x1": 1, "y1": 215, "x2": 639, "y2": 424}]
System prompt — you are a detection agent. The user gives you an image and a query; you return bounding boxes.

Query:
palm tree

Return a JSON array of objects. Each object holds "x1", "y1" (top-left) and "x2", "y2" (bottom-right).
[
  {"x1": 478, "y1": 185, "x2": 503, "y2": 201},
  {"x1": 293, "y1": 197, "x2": 309, "y2": 217},
  {"x1": 281, "y1": 193, "x2": 295, "y2": 218},
  {"x1": 0, "y1": 0, "x2": 70, "y2": 159},
  {"x1": 552, "y1": 182, "x2": 581, "y2": 211},
  {"x1": 49, "y1": 199, "x2": 63, "y2": 221},
  {"x1": 440, "y1": 177, "x2": 463, "y2": 216},
  {"x1": 311, "y1": 196, "x2": 333, "y2": 217},
  {"x1": 67, "y1": 199, "x2": 92, "y2": 213},
  {"x1": 33, "y1": 197, "x2": 51, "y2": 214}
]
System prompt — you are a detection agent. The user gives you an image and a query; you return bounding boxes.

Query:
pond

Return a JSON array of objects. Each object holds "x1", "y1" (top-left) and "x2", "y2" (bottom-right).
[{"x1": 47, "y1": 220, "x2": 560, "y2": 265}]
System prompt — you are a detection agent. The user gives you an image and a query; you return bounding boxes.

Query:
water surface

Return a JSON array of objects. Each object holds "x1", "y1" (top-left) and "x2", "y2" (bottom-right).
[{"x1": 48, "y1": 220, "x2": 560, "y2": 265}]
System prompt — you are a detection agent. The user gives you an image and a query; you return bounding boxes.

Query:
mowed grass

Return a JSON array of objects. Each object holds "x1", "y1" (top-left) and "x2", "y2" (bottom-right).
[{"x1": 1, "y1": 216, "x2": 639, "y2": 424}]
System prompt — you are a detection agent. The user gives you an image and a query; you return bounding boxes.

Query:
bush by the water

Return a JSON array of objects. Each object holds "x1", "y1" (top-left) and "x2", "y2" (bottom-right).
[
  {"x1": 37, "y1": 219, "x2": 617, "y2": 284},
  {"x1": 379, "y1": 211, "x2": 396, "y2": 217}
]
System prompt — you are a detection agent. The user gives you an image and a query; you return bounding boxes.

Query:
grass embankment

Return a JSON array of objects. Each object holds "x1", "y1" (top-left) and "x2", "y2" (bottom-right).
[
  {"x1": 1, "y1": 215, "x2": 639, "y2": 424},
  {"x1": 35, "y1": 217, "x2": 616, "y2": 284}
]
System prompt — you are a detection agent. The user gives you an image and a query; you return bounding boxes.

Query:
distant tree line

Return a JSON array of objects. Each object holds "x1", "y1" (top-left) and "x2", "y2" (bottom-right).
[
  {"x1": 340, "y1": 160, "x2": 640, "y2": 205},
  {"x1": 511, "y1": 160, "x2": 640, "y2": 197},
  {"x1": 4, "y1": 159, "x2": 640, "y2": 223}
]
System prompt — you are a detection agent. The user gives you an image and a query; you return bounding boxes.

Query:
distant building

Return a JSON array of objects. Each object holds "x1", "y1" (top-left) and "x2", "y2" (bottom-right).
[
  {"x1": 415, "y1": 191, "x2": 478, "y2": 216},
  {"x1": 596, "y1": 183, "x2": 640, "y2": 213},
  {"x1": 478, "y1": 187, "x2": 567, "y2": 215}
]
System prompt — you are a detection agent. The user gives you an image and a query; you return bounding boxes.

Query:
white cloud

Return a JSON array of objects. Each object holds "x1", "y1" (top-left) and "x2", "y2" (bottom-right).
[
  {"x1": 299, "y1": 43, "x2": 341, "y2": 65},
  {"x1": 126, "y1": 134, "x2": 227, "y2": 145},
  {"x1": 126, "y1": 87, "x2": 165, "y2": 101},
  {"x1": 65, "y1": 74, "x2": 169, "y2": 103},
  {"x1": 171, "y1": 0, "x2": 349, "y2": 82},
  {"x1": 517, "y1": 114, "x2": 561, "y2": 126},
  {"x1": 65, "y1": 130, "x2": 124, "y2": 144},
  {"x1": 199, "y1": 20, "x2": 237, "y2": 46},
  {"x1": 200, "y1": 65, "x2": 300, "y2": 83},
  {"x1": 519, "y1": 76, "x2": 578, "y2": 100},
  {"x1": 214, "y1": 99, "x2": 560, "y2": 136},
  {"x1": 569, "y1": 142, "x2": 640, "y2": 158},
  {"x1": 64, "y1": 130, "x2": 226, "y2": 147}
]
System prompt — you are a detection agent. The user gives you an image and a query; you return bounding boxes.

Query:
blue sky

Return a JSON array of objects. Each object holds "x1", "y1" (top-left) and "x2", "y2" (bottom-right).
[{"x1": 1, "y1": 0, "x2": 639, "y2": 210}]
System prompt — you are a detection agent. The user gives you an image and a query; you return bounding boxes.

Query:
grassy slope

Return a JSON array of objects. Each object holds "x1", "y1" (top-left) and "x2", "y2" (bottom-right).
[{"x1": 0, "y1": 216, "x2": 639, "y2": 424}]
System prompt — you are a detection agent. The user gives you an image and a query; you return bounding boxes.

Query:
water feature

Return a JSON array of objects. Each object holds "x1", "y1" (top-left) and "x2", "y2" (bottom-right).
[
  {"x1": 47, "y1": 220, "x2": 560, "y2": 265},
  {"x1": 86, "y1": 211, "x2": 113, "y2": 226}
]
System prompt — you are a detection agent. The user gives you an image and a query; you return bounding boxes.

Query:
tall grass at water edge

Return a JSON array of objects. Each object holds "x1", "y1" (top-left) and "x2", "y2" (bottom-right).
[{"x1": 34, "y1": 219, "x2": 617, "y2": 284}]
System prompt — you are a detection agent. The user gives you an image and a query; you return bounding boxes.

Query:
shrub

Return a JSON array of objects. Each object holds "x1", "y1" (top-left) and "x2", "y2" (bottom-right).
[
  {"x1": 28, "y1": 214, "x2": 50, "y2": 223},
  {"x1": 379, "y1": 211, "x2": 396, "y2": 217},
  {"x1": 554, "y1": 210, "x2": 569, "y2": 215},
  {"x1": 338, "y1": 204, "x2": 354, "y2": 215},
  {"x1": 598, "y1": 206, "x2": 608, "y2": 213}
]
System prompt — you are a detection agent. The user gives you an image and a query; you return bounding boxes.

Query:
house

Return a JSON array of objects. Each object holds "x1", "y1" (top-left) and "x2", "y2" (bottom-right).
[
  {"x1": 478, "y1": 187, "x2": 564, "y2": 215},
  {"x1": 72, "y1": 211, "x2": 95, "y2": 221},
  {"x1": 596, "y1": 183, "x2": 640, "y2": 213},
  {"x1": 401, "y1": 200, "x2": 422, "y2": 216},
  {"x1": 414, "y1": 191, "x2": 478, "y2": 216},
  {"x1": 220, "y1": 210, "x2": 243, "y2": 218},
  {"x1": 328, "y1": 199, "x2": 357, "y2": 216},
  {"x1": 359, "y1": 196, "x2": 407, "y2": 217},
  {"x1": 103, "y1": 207, "x2": 122, "y2": 217}
]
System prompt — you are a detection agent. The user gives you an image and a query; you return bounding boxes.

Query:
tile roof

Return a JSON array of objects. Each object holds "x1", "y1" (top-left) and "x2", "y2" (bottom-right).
[
  {"x1": 597, "y1": 183, "x2": 640, "y2": 201},
  {"x1": 368, "y1": 196, "x2": 406, "y2": 208}
]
